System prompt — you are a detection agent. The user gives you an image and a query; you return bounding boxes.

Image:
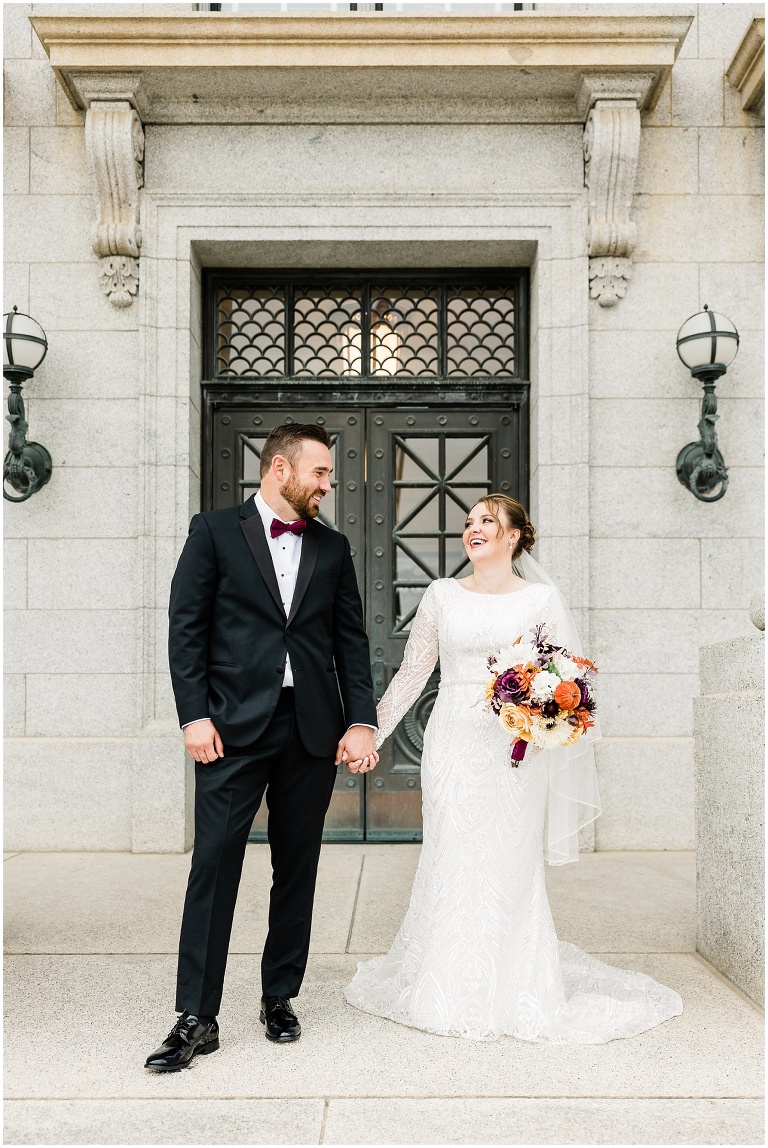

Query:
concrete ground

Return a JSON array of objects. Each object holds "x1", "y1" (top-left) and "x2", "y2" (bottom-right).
[{"x1": 3, "y1": 846, "x2": 764, "y2": 1146}]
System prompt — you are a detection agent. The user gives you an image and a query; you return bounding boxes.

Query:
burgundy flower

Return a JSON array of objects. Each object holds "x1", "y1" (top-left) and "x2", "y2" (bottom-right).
[
  {"x1": 496, "y1": 670, "x2": 529, "y2": 704},
  {"x1": 577, "y1": 678, "x2": 596, "y2": 712},
  {"x1": 541, "y1": 699, "x2": 559, "y2": 719}
]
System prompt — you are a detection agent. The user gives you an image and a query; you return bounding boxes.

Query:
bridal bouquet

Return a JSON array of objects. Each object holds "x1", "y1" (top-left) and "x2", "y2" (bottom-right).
[{"x1": 484, "y1": 623, "x2": 598, "y2": 765}]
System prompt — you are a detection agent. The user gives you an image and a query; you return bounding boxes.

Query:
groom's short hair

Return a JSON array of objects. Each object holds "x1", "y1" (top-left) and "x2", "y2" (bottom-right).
[{"x1": 260, "y1": 423, "x2": 332, "y2": 477}]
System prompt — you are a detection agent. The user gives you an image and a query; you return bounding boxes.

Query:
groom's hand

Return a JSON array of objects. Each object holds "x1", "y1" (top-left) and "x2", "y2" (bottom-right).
[
  {"x1": 184, "y1": 718, "x2": 224, "y2": 763},
  {"x1": 335, "y1": 726, "x2": 379, "y2": 773}
]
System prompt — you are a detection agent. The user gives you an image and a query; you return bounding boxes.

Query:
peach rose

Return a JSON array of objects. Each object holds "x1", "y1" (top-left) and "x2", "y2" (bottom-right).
[
  {"x1": 553, "y1": 680, "x2": 581, "y2": 711},
  {"x1": 499, "y1": 704, "x2": 532, "y2": 739}
]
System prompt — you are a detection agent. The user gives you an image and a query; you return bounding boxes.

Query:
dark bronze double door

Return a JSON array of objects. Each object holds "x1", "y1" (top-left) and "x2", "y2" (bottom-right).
[{"x1": 209, "y1": 402, "x2": 525, "y2": 841}]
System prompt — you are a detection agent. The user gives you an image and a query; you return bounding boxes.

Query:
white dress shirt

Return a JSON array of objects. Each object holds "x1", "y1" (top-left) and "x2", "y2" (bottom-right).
[{"x1": 182, "y1": 490, "x2": 375, "y2": 734}]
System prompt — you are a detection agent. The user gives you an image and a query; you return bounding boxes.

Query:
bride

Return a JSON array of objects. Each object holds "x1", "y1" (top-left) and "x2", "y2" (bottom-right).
[{"x1": 343, "y1": 494, "x2": 683, "y2": 1043}]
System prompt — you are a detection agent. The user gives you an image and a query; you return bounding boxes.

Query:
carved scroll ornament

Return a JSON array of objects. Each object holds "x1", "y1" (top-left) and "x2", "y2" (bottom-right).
[
  {"x1": 85, "y1": 101, "x2": 145, "y2": 308},
  {"x1": 583, "y1": 99, "x2": 641, "y2": 307}
]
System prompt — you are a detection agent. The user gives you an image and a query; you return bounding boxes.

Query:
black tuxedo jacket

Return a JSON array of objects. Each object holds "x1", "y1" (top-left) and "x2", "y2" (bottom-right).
[{"x1": 168, "y1": 498, "x2": 377, "y2": 756}]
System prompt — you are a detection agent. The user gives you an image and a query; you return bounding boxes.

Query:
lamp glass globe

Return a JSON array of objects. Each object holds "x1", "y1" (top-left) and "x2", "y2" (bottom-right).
[
  {"x1": 3, "y1": 310, "x2": 48, "y2": 373},
  {"x1": 676, "y1": 309, "x2": 739, "y2": 371}
]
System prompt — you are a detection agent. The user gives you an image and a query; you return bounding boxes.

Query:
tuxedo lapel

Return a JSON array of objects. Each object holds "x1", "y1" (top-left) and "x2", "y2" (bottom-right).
[
  {"x1": 287, "y1": 521, "x2": 320, "y2": 625},
  {"x1": 239, "y1": 502, "x2": 286, "y2": 617}
]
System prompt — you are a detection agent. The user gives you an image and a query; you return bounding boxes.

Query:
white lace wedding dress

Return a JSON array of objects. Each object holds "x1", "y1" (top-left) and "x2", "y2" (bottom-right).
[{"x1": 344, "y1": 578, "x2": 683, "y2": 1043}]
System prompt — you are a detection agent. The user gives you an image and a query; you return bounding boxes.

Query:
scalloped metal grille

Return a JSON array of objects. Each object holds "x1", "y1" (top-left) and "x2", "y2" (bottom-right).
[{"x1": 212, "y1": 278, "x2": 518, "y2": 378}]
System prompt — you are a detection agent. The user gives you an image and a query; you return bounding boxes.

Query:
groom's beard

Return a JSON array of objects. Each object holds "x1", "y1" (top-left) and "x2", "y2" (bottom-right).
[{"x1": 279, "y1": 475, "x2": 324, "y2": 520}]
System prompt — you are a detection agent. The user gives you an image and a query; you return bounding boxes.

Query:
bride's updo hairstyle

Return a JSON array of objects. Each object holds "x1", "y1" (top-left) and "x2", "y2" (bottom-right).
[{"x1": 474, "y1": 494, "x2": 536, "y2": 561}]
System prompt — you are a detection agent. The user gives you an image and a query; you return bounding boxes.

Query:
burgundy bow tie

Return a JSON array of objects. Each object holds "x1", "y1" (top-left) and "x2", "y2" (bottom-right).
[{"x1": 270, "y1": 517, "x2": 306, "y2": 539}]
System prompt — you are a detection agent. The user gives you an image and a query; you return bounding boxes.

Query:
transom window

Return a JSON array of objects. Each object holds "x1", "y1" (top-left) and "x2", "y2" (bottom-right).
[{"x1": 206, "y1": 271, "x2": 526, "y2": 380}]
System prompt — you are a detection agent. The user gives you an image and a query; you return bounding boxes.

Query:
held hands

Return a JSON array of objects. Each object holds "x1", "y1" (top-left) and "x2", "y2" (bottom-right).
[
  {"x1": 184, "y1": 718, "x2": 224, "y2": 763},
  {"x1": 335, "y1": 725, "x2": 379, "y2": 774}
]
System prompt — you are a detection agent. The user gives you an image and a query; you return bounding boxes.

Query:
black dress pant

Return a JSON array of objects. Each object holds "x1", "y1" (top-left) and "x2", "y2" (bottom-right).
[{"x1": 175, "y1": 689, "x2": 337, "y2": 1016}]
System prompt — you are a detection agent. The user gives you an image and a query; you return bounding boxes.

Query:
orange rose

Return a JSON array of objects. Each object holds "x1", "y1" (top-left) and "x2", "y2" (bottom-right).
[
  {"x1": 499, "y1": 704, "x2": 532, "y2": 739},
  {"x1": 553, "y1": 680, "x2": 581, "y2": 711}
]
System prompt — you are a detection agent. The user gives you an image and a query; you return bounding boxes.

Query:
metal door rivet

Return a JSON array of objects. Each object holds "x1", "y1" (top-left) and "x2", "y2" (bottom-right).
[
  {"x1": 375, "y1": 450, "x2": 384, "y2": 459},
  {"x1": 501, "y1": 449, "x2": 511, "y2": 458},
  {"x1": 348, "y1": 449, "x2": 357, "y2": 458},
  {"x1": 375, "y1": 547, "x2": 384, "y2": 557},
  {"x1": 375, "y1": 581, "x2": 384, "y2": 590},
  {"x1": 221, "y1": 416, "x2": 230, "y2": 425},
  {"x1": 348, "y1": 482, "x2": 357, "y2": 491},
  {"x1": 285, "y1": 416, "x2": 293, "y2": 423},
  {"x1": 347, "y1": 778, "x2": 356, "y2": 788},
  {"x1": 375, "y1": 647, "x2": 384, "y2": 656},
  {"x1": 350, "y1": 548, "x2": 357, "y2": 557},
  {"x1": 375, "y1": 778, "x2": 384, "y2": 788},
  {"x1": 407, "y1": 778, "x2": 416, "y2": 788},
  {"x1": 501, "y1": 482, "x2": 510, "y2": 491},
  {"x1": 375, "y1": 515, "x2": 383, "y2": 524},
  {"x1": 317, "y1": 416, "x2": 325, "y2": 425},
  {"x1": 501, "y1": 416, "x2": 510, "y2": 425},
  {"x1": 438, "y1": 416, "x2": 447, "y2": 425},
  {"x1": 221, "y1": 482, "x2": 230, "y2": 491},
  {"x1": 348, "y1": 416, "x2": 357, "y2": 425},
  {"x1": 469, "y1": 417, "x2": 479, "y2": 426},
  {"x1": 375, "y1": 416, "x2": 384, "y2": 426},
  {"x1": 406, "y1": 416, "x2": 415, "y2": 426},
  {"x1": 252, "y1": 417, "x2": 262, "y2": 425},
  {"x1": 375, "y1": 482, "x2": 384, "y2": 491},
  {"x1": 221, "y1": 449, "x2": 230, "y2": 458},
  {"x1": 348, "y1": 515, "x2": 357, "y2": 523},
  {"x1": 375, "y1": 614, "x2": 384, "y2": 623}
]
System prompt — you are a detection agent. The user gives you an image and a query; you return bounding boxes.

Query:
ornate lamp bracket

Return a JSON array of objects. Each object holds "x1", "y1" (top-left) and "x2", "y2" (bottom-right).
[
  {"x1": 85, "y1": 80, "x2": 145, "y2": 308},
  {"x1": 579, "y1": 74, "x2": 652, "y2": 307}
]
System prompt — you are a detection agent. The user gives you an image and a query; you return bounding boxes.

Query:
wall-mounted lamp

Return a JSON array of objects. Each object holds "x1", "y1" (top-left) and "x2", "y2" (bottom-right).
[
  {"x1": 3, "y1": 307, "x2": 52, "y2": 503},
  {"x1": 675, "y1": 305, "x2": 739, "y2": 504}
]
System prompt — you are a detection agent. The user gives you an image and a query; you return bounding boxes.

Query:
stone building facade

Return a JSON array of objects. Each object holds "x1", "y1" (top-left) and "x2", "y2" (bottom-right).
[{"x1": 3, "y1": 3, "x2": 764, "y2": 853}]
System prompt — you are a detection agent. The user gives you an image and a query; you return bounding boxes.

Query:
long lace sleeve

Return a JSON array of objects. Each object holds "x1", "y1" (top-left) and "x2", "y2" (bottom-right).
[{"x1": 375, "y1": 581, "x2": 439, "y2": 748}]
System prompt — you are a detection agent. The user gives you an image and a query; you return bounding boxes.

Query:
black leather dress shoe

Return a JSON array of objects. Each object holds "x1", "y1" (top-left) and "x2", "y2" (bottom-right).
[
  {"x1": 260, "y1": 995, "x2": 301, "y2": 1042},
  {"x1": 144, "y1": 1013, "x2": 220, "y2": 1071}
]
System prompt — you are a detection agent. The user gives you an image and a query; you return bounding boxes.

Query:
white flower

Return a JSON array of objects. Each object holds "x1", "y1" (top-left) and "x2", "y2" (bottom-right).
[
  {"x1": 529, "y1": 670, "x2": 561, "y2": 702},
  {"x1": 529, "y1": 714, "x2": 576, "y2": 749},
  {"x1": 495, "y1": 641, "x2": 539, "y2": 669},
  {"x1": 552, "y1": 651, "x2": 580, "y2": 680}
]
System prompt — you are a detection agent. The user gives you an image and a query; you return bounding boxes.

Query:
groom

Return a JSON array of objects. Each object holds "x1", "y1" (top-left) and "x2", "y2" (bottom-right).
[{"x1": 145, "y1": 423, "x2": 378, "y2": 1070}]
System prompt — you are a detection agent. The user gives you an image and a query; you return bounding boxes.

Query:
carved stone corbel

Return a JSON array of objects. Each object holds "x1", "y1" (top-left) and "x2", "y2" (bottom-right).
[
  {"x1": 85, "y1": 100, "x2": 145, "y2": 308},
  {"x1": 579, "y1": 74, "x2": 652, "y2": 307}
]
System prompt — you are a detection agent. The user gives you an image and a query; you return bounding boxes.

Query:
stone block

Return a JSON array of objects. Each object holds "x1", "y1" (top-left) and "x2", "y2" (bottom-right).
[
  {"x1": 4, "y1": 1099, "x2": 326, "y2": 1146},
  {"x1": 3, "y1": 738, "x2": 132, "y2": 851},
  {"x1": 54, "y1": 83, "x2": 84, "y2": 128},
  {"x1": 535, "y1": 463, "x2": 589, "y2": 538},
  {"x1": 323, "y1": 1098, "x2": 763, "y2": 1146},
  {"x1": 29, "y1": 262, "x2": 138, "y2": 332},
  {"x1": 694, "y1": 632, "x2": 764, "y2": 1006},
  {"x1": 131, "y1": 720, "x2": 192, "y2": 852},
  {"x1": 2, "y1": 466, "x2": 138, "y2": 539},
  {"x1": 701, "y1": 538, "x2": 765, "y2": 611},
  {"x1": 698, "y1": 126, "x2": 764, "y2": 196},
  {"x1": 3, "y1": 3, "x2": 32, "y2": 59},
  {"x1": 531, "y1": 326, "x2": 588, "y2": 398},
  {"x1": 27, "y1": 539, "x2": 139, "y2": 610},
  {"x1": 699, "y1": 630, "x2": 765, "y2": 695},
  {"x1": 590, "y1": 466, "x2": 763, "y2": 538},
  {"x1": 636, "y1": 126, "x2": 698, "y2": 195},
  {"x1": 26, "y1": 397, "x2": 140, "y2": 469},
  {"x1": 589, "y1": 262, "x2": 698, "y2": 332},
  {"x1": 31, "y1": 330, "x2": 141, "y2": 399},
  {"x1": 4, "y1": 610, "x2": 137, "y2": 674},
  {"x1": 4, "y1": 193, "x2": 95, "y2": 265},
  {"x1": 591, "y1": 397, "x2": 699, "y2": 466},
  {"x1": 531, "y1": 395, "x2": 588, "y2": 467},
  {"x1": 642, "y1": 73, "x2": 673, "y2": 127},
  {"x1": 671, "y1": 58, "x2": 726, "y2": 127},
  {"x1": 633, "y1": 193, "x2": 764, "y2": 264},
  {"x1": 4, "y1": 539, "x2": 27, "y2": 612},
  {"x1": 591, "y1": 538, "x2": 700, "y2": 608},
  {"x1": 30, "y1": 126, "x2": 89, "y2": 196},
  {"x1": 594, "y1": 738, "x2": 695, "y2": 850},
  {"x1": 25, "y1": 673, "x2": 138, "y2": 737},
  {"x1": 591, "y1": 608, "x2": 754, "y2": 674},
  {"x1": 598, "y1": 672, "x2": 698, "y2": 738},
  {"x1": 4, "y1": 674, "x2": 26, "y2": 737},
  {"x1": 3, "y1": 263, "x2": 29, "y2": 314},
  {"x1": 3, "y1": 59, "x2": 56, "y2": 127},
  {"x1": 698, "y1": 2, "x2": 765, "y2": 61},
  {"x1": 3, "y1": 128, "x2": 29, "y2": 195},
  {"x1": 697, "y1": 261, "x2": 764, "y2": 332}
]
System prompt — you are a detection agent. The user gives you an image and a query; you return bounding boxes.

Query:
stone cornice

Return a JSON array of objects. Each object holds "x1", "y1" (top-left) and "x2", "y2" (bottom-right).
[
  {"x1": 727, "y1": 16, "x2": 765, "y2": 113},
  {"x1": 31, "y1": 12, "x2": 692, "y2": 123}
]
